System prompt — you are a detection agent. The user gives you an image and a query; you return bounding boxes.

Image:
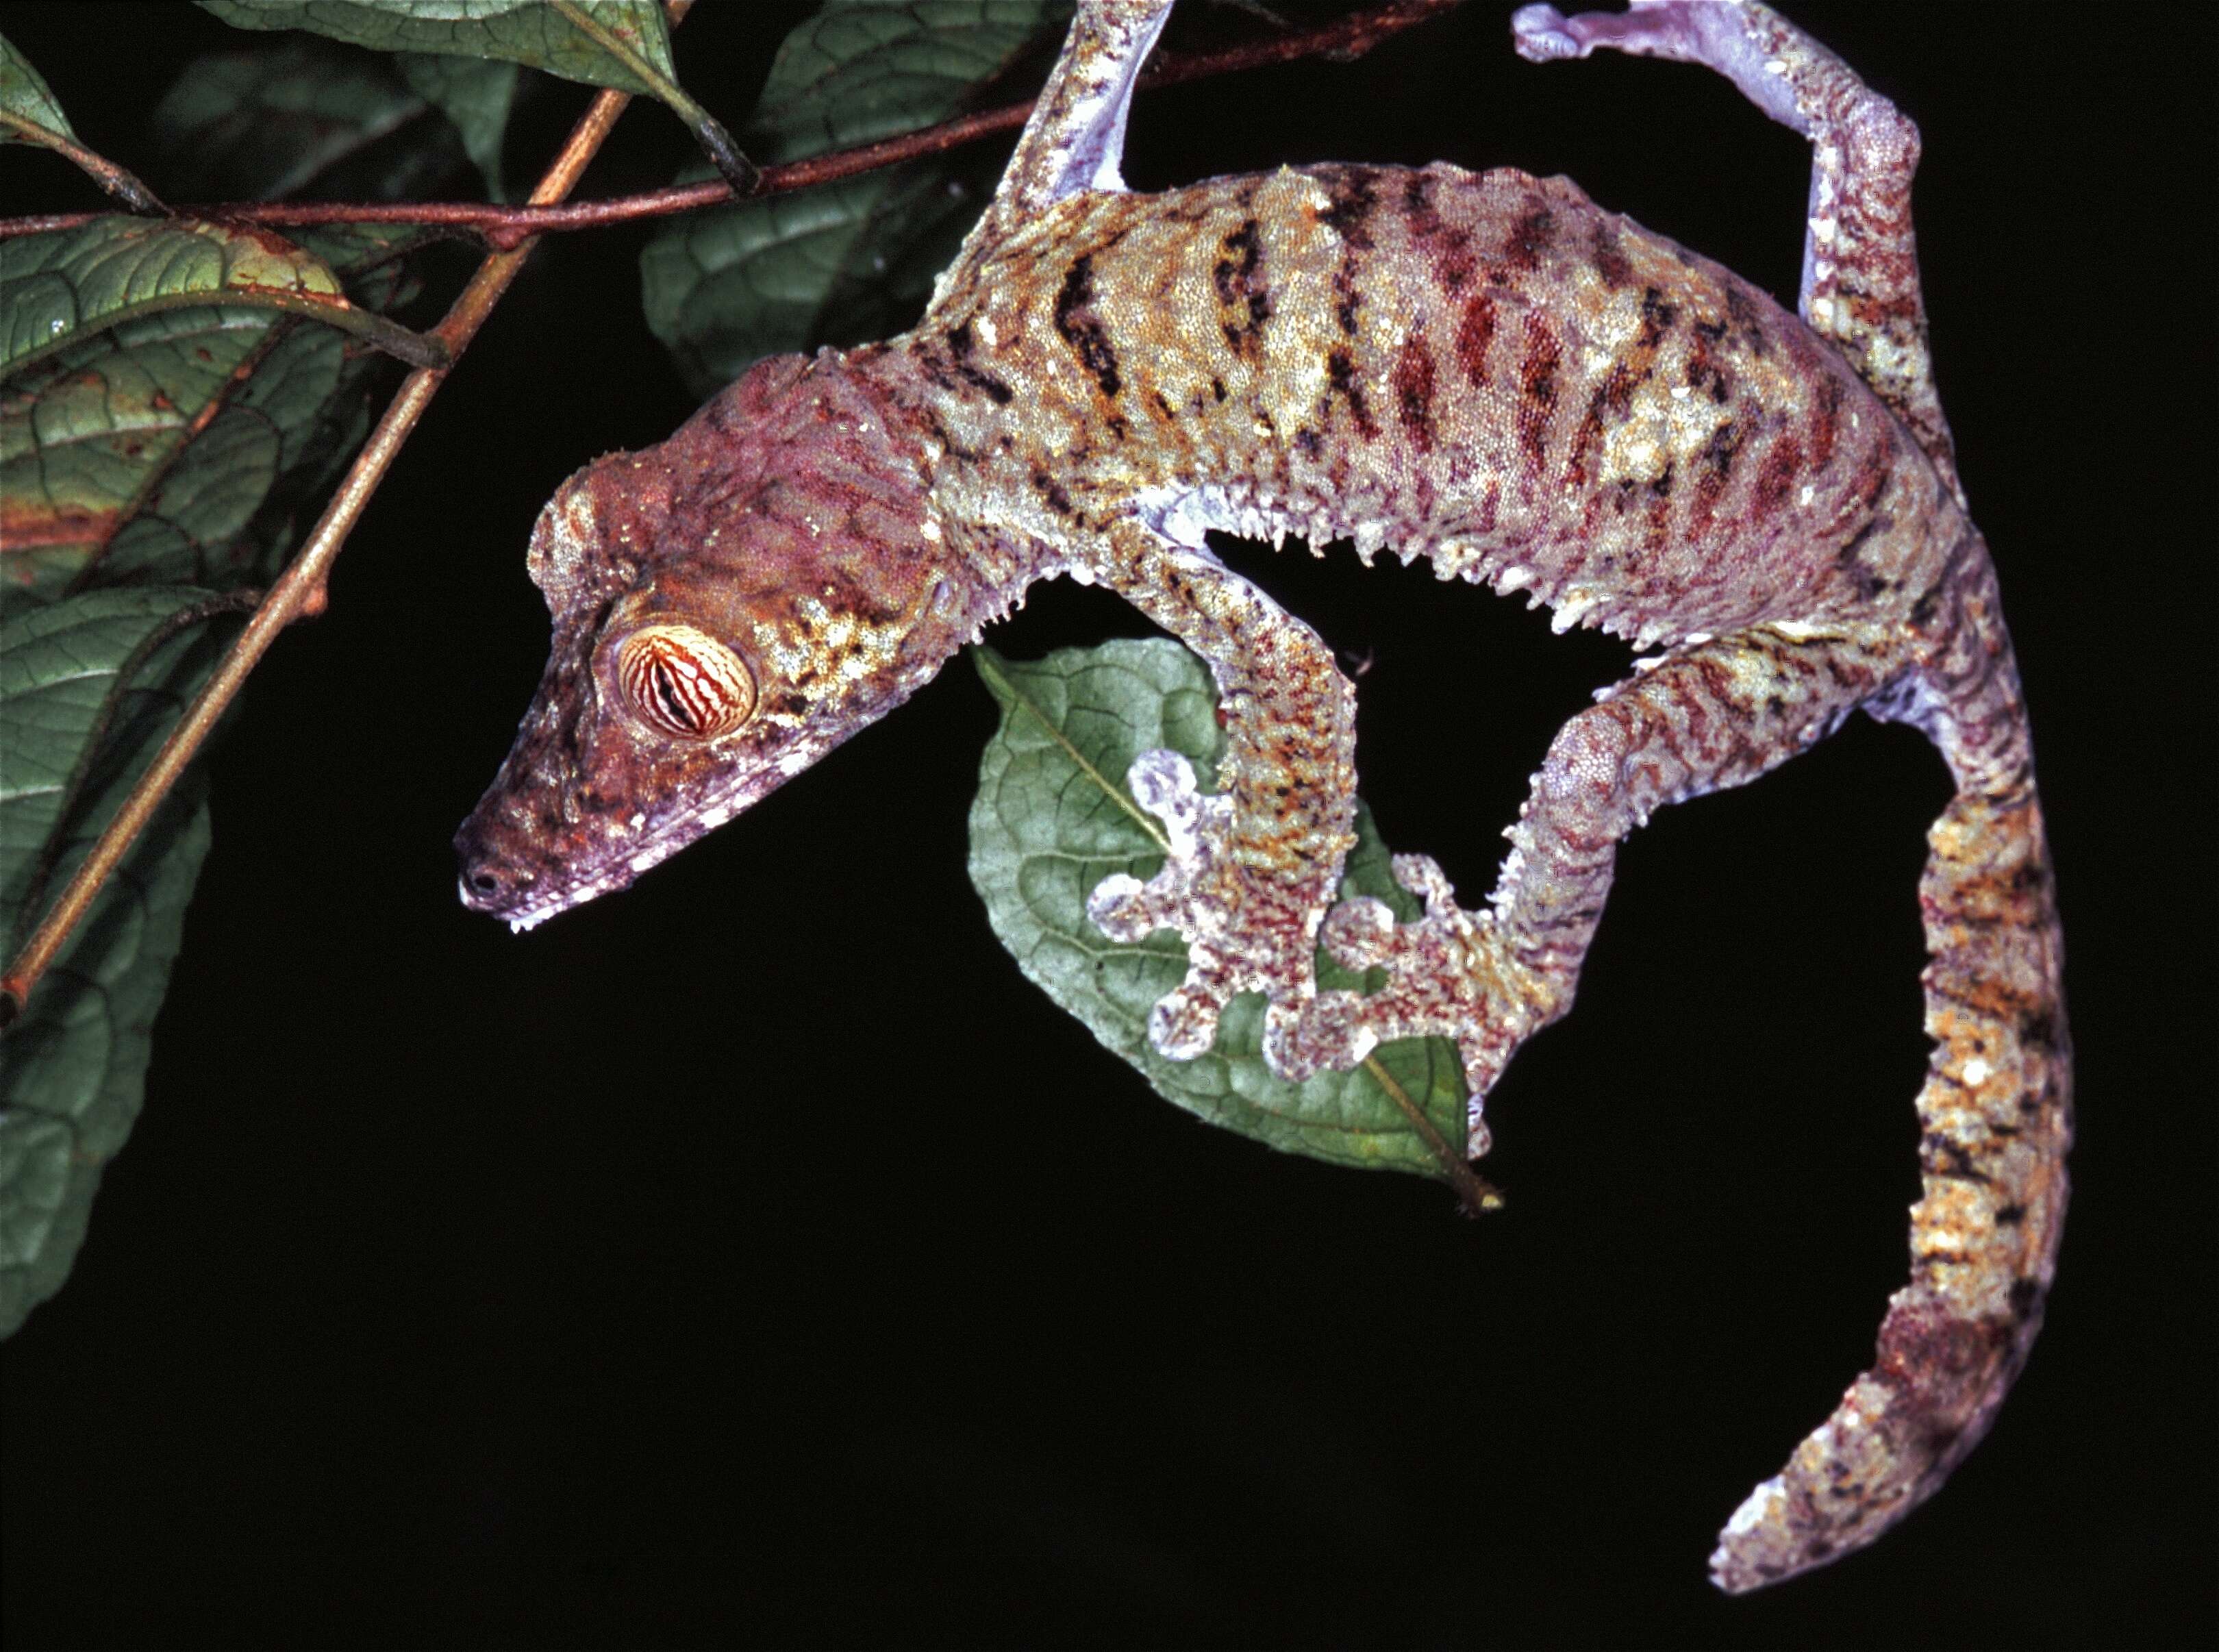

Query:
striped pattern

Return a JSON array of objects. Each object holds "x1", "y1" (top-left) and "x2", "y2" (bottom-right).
[
  {"x1": 616, "y1": 625, "x2": 755, "y2": 741},
  {"x1": 919, "y1": 161, "x2": 1944, "y2": 653}
]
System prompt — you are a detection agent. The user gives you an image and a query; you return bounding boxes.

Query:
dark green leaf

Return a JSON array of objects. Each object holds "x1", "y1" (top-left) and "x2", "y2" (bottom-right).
[
  {"x1": 640, "y1": 0, "x2": 1065, "y2": 396},
  {"x1": 0, "y1": 214, "x2": 443, "y2": 386},
  {"x1": 641, "y1": 159, "x2": 993, "y2": 399},
  {"x1": 395, "y1": 51, "x2": 521, "y2": 200},
  {"x1": 0, "y1": 223, "x2": 431, "y2": 605},
  {"x1": 1, "y1": 586, "x2": 224, "y2": 1336},
  {"x1": 152, "y1": 39, "x2": 450, "y2": 203},
  {"x1": 195, "y1": 0, "x2": 748, "y2": 189},
  {"x1": 199, "y1": 0, "x2": 668, "y2": 92},
  {"x1": 749, "y1": 0, "x2": 1066, "y2": 164},
  {"x1": 968, "y1": 640, "x2": 1470, "y2": 1177},
  {"x1": 0, "y1": 29, "x2": 76, "y2": 146}
]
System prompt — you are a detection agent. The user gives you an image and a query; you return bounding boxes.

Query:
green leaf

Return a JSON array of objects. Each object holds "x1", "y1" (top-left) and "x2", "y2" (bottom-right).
[
  {"x1": 396, "y1": 51, "x2": 521, "y2": 200},
  {"x1": 642, "y1": 160, "x2": 994, "y2": 399},
  {"x1": 749, "y1": 0, "x2": 1066, "y2": 164},
  {"x1": 640, "y1": 0, "x2": 1065, "y2": 397},
  {"x1": 0, "y1": 215, "x2": 442, "y2": 386},
  {"x1": 151, "y1": 39, "x2": 449, "y2": 203},
  {"x1": 195, "y1": 0, "x2": 751, "y2": 191},
  {"x1": 198, "y1": 0, "x2": 668, "y2": 92},
  {"x1": 1, "y1": 587, "x2": 225, "y2": 1336},
  {"x1": 1, "y1": 225, "x2": 430, "y2": 605},
  {"x1": 968, "y1": 640, "x2": 1475, "y2": 1180},
  {"x1": 0, "y1": 29, "x2": 76, "y2": 145}
]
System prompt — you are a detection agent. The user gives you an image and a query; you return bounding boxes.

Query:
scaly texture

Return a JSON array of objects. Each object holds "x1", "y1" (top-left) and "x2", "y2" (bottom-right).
[{"x1": 457, "y1": 1, "x2": 2068, "y2": 1592}]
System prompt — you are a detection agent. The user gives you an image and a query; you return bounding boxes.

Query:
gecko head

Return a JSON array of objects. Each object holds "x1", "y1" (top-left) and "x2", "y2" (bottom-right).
[{"x1": 454, "y1": 351, "x2": 970, "y2": 931}]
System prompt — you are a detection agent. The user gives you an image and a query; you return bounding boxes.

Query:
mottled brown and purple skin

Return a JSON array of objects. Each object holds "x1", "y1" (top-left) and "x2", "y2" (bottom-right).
[{"x1": 457, "y1": 1, "x2": 2068, "y2": 1593}]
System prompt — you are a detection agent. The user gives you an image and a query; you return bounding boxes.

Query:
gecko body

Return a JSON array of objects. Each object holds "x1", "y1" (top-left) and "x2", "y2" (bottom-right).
[{"x1": 457, "y1": 1, "x2": 2068, "y2": 1592}]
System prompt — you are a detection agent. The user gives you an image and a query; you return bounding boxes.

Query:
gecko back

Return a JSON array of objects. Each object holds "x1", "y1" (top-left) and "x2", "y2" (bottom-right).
[{"x1": 916, "y1": 159, "x2": 1953, "y2": 651}]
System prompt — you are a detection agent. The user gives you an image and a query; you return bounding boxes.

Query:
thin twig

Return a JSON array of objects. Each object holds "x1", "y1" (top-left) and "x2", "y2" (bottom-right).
[
  {"x1": 0, "y1": 66, "x2": 647, "y2": 1027},
  {"x1": 0, "y1": 0, "x2": 1466, "y2": 249}
]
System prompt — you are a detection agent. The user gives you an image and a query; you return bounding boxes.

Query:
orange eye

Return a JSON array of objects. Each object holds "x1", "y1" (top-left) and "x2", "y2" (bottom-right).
[{"x1": 615, "y1": 625, "x2": 755, "y2": 740}]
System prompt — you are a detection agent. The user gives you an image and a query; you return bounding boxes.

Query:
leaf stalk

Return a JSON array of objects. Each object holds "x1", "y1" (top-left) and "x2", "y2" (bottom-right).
[{"x1": 0, "y1": 108, "x2": 165, "y2": 213}]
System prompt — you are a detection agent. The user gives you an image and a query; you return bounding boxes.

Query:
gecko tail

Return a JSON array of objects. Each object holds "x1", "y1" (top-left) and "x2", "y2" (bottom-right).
[{"x1": 1711, "y1": 782, "x2": 2071, "y2": 1592}]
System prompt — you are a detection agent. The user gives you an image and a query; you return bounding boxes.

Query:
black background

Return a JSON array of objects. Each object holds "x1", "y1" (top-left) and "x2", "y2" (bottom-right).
[{"x1": 4, "y1": 3, "x2": 2212, "y2": 1647}]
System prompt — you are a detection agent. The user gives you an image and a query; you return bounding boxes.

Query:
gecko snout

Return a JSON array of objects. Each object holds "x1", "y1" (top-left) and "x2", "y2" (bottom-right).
[{"x1": 453, "y1": 820, "x2": 537, "y2": 918}]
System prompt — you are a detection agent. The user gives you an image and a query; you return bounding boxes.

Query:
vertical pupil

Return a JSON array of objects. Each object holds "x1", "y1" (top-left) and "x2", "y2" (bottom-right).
[
  {"x1": 650, "y1": 659, "x2": 693, "y2": 728},
  {"x1": 622, "y1": 631, "x2": 747, "y2": 738}
]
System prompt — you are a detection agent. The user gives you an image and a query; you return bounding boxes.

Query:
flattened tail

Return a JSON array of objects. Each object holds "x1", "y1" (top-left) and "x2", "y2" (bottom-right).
[{"x1": 1710, "y1": 781, "x2": 2071, "y2": 1592}]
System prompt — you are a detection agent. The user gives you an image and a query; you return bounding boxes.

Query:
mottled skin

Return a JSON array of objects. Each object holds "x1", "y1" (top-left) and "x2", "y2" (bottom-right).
[{"x1": 456, "y1": 1, "x2": 2068, "y2": 1594}]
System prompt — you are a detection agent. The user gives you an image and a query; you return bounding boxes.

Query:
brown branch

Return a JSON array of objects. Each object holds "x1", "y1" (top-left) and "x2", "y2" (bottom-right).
[
  {"x1": 0, "y1": 0, "x2": 1465, "y2": 249},
  {"x1": 0, "y1": 46, "x2": 658, "y2": 1027}
]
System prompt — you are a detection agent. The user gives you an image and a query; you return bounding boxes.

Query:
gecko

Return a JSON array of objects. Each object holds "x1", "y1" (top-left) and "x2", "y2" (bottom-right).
[{"x1": 453, "y1": 0, "x2": 2069, "y2": 1592}]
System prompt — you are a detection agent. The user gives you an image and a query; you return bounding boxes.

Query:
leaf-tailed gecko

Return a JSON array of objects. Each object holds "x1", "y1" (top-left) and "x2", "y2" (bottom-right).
[{"x1": 455, "y1": 0, "x2": 2069, "y2": 1592}]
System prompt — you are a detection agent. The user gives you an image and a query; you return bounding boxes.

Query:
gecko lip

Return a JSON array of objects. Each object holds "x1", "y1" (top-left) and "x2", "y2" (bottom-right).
[
  {"x1": 453, "y1": 828, "x2": 643, "y2": 931},
  {"x1": 452, "y1": 773, "x2": 736, "y2": 931}
]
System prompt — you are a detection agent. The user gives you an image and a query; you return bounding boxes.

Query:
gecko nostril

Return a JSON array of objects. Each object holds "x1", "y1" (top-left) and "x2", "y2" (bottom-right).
[{"x1": 455, "y1": 824, "x2": 515, "y2": 905}]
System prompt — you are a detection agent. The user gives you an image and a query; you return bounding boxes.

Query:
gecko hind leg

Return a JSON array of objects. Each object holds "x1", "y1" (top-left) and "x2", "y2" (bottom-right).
[
  {"x1": 1282, "y1": 626, "x2": 1892, "y2": 1159},
  {"x1": 1512, "y1": 0, "x2": 1961, "y2": 499}
]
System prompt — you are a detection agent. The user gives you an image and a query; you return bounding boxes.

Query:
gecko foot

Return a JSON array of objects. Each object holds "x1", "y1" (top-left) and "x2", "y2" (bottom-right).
[
  {"x1": 1088, "y1": 760, "x2": 1566, "y2": 1159},
  {"x1": 1087, "y1": 748, "x2": 1328, "y2": 1063},
  {"x1": 1511, "y1": 2, "x2": 1698, "y2": 66},
  {"x1": 1281, "y1": 853, "x2": 1568, "y2": 1157}
]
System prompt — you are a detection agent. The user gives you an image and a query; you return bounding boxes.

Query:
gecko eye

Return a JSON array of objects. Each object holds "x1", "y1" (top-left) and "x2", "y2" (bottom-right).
[{"x1": 614, "y1": 625, "x2": 756, "y2": 740}]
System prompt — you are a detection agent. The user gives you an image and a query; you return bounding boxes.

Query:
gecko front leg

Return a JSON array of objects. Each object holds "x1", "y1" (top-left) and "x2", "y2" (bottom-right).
[
  {"x1": 939, "y1": 0, "x2": 1174, "y2": 301},
  {"x1": 1078, "y1": 516, "x2": 1365, "y2": 1075}
]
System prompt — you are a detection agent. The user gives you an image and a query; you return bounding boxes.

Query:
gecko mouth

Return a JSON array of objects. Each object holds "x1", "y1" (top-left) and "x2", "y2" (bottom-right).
[{"x1": 451, "y1": 746, "x2": 777, "y2": 932}]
